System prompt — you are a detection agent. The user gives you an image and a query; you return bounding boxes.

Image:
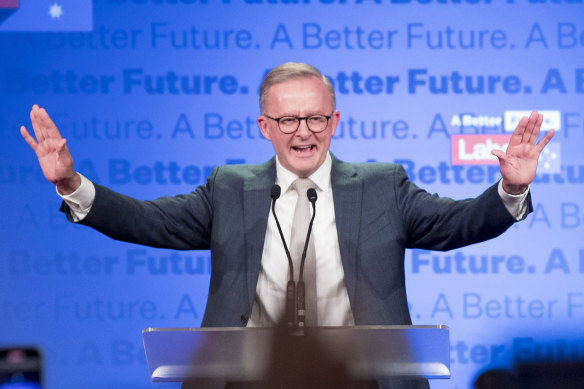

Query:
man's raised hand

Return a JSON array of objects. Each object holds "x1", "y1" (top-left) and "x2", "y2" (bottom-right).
[
  {"x1": 491, "y1": 111, "x2": 555, "y2": 195},
  {"x1": 20, "y1": 105, "x2": 80, "y2": 194}
]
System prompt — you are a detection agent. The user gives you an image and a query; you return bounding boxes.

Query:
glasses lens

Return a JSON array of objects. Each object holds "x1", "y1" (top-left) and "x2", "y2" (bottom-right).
[
  {"x1": 278, "y1": 117, "x2": 299, "y2": 133},
  {"x1": 307, "y1": 115, "x2": 328, "y2": 132}
]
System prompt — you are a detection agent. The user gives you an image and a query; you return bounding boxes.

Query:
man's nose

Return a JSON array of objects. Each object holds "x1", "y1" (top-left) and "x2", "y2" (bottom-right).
[{"x1": 296, "y1": 118, "x2": 312, "y2": 137}]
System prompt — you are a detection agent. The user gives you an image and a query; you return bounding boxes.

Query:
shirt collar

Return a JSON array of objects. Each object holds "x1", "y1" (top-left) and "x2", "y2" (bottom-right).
[{"x1": 276, "y1": 153, "x2": 332, "y2": 194}]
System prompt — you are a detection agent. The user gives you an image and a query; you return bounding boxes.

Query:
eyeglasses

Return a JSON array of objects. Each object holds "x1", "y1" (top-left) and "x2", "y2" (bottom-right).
[{"x1": 263, "y1": 112, "x2": 334, "y2": 134}]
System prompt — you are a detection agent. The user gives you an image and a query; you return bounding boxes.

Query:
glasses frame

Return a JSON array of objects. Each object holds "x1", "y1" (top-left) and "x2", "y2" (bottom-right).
[{"x1": 263, "y1": 111, "x2": 335, "y2": 134}]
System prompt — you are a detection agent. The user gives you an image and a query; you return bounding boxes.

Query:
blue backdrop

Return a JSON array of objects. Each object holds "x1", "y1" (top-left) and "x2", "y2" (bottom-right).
[{"x1": 1, "y1": 1, "x2": 583, "y2": 388}]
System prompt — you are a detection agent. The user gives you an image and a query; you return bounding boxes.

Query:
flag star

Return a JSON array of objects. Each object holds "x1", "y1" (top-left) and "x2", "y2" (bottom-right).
[{"x1": 48, "y1": 3, "x2": 63, "y2": 19}]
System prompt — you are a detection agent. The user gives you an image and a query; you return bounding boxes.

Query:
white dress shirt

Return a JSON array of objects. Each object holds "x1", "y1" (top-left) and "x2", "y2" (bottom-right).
[{"x1": 247, "y1": 153, "x2": 355, "y2": 327}]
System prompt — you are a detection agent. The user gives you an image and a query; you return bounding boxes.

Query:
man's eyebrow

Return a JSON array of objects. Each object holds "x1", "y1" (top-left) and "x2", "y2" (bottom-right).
[{"x1": 279, "y1": 111, "x2": 326, "y2": 117}]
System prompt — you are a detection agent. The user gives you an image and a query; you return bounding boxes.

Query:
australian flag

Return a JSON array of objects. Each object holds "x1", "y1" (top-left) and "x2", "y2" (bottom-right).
[{"x1": 0, "y1": 0, "x2": 92, "y2": 31}]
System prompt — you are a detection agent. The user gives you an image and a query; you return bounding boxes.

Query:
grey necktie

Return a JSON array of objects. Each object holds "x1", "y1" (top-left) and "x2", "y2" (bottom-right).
[{"x1": 290, "y1": 178, "x2": 317, "y2": 327}]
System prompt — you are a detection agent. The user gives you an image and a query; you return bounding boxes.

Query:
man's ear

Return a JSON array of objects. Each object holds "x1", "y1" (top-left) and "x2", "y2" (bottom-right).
[
  {"x1": 330, "y1": 110, "x2": 340, "y2": 137},
  {"x1": 258, "y1": 116, "x2": 272, "y2": 140}
]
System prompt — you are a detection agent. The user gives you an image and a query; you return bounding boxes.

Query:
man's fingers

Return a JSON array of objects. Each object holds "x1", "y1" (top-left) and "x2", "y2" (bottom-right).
[
  {"x1": 37, "y1": 107, "x2": 52, "y2": 141},
  {"x1": 20, "y1": 126, "x2": 38, "y2": 151},
  {"x1": 509, "y1": 116, "x2": 527, "y2": 147},
  {"x1": 33, "y1": 105, "x2": 48, "y2": 141},
  {"x1": 39, "y1": 107, "x2": 61, "y2": 139},
  {"x1": 528, "y1": 113, "x2": 543, "y2": 145},
  {"x1": 30, "y1": 105, "x2": 44, "y2": 143},
  {"x1": 536, "y1": 129, "x2": 555, "y2": 152},
  {"x1": 521, "y1": 111, "x2": 539, "y2": 144}
]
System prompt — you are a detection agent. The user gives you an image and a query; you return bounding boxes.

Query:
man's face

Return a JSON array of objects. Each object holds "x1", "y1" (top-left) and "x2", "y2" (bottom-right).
[{"x1": 258, "y1": 77, "x2": 339, "y2": 178}]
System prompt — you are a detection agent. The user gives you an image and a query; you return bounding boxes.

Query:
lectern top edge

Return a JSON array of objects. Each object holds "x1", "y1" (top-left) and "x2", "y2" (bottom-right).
[{"x1": 142, "y1": 324, "x2": 449, "y2": 334}]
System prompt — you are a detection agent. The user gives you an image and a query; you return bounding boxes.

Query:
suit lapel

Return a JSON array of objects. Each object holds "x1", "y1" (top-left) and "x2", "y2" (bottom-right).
[
  {"x1": 331, "y1": 156, "x2": 362, "y2": 305},
  {"x1": 243, "y1": 158, "x2": 277, "y2": 311}
]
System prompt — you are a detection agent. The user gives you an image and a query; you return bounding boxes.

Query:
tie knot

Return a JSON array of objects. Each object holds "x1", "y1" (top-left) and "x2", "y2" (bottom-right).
[{"x1": 292, "y1": 178, "x2": 315, "y2": 197}]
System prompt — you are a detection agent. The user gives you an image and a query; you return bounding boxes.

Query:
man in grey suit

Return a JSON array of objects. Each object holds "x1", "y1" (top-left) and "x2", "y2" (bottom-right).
[{"x1": 21, "y1": 63, "x2": 554, "y2": 388}]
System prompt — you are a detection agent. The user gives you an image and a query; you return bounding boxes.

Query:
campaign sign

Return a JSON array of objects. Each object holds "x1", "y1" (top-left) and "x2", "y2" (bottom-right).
[{"x1": 451, "y1": 134, "x2": 512, "y2": 165}]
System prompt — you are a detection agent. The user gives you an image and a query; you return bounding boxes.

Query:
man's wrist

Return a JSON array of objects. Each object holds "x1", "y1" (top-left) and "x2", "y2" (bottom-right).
[
  {"x1": 56, "y1": 173, "x2": 81, "y2": 195},
  {"x1": 498, "y1": 180, "x2": 529, "y2": 220},
  {"x1": 501, "y1": 180, "x2": 528, "y2": 195}
]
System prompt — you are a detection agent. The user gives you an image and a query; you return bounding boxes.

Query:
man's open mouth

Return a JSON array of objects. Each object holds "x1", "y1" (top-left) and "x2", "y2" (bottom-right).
[{"x1": 292, "y1": 145, "x2": 315, "y2": 152}]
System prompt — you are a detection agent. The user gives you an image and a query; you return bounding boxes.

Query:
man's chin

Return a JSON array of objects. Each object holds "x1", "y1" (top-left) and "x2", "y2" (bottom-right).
[{"x1": 289, "y1": 158, "x2": 321, "y2": 177}]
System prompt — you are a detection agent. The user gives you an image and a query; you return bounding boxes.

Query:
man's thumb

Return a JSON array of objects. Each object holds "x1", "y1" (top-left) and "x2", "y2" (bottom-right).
[{"x1": 491, "y1": 149, "x2": 505, "y2": 161}]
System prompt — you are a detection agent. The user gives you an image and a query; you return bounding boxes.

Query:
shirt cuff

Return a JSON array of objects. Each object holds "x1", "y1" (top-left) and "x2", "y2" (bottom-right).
[
  {"x1": 498, "y1": 180, "x2": 529, "y2": 221},
  {"x1": 56, "y1": 173, "x2": 96, "y2": 222}
]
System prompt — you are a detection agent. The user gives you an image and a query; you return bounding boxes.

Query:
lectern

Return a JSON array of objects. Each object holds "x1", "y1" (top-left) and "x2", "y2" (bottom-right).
[{"x1": 142, "y1": 325, "x2": 450, "y2": 384}]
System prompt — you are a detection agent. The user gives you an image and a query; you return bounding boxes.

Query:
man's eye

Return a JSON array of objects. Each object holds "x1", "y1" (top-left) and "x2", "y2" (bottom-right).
[
  {"x1": 280, "y1": 117, "x2": 297, "y2": 125},
  {"x1": 309, "y1": 116, "x2": 326, "y2": 123}
]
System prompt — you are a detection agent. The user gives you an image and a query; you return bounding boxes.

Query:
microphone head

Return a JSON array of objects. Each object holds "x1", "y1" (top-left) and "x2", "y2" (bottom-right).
[
  {"x1": 307, "y1": 188, "x2": 317, "y2": 203},
  {"x1": 271, "y1": 184, "x2": 281, "y2": 200}
]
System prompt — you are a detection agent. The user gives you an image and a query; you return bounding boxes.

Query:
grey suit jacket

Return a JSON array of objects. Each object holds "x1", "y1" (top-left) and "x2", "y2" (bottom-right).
[{"x1": 64, "y1": 156, "x2": 525, "y2": 329}]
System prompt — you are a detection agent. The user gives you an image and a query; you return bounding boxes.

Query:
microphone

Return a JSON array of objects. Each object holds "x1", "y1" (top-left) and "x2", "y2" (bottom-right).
[
  {"x1": 307, "y1": 188, "x2": 317, "y2": 204},
  {"x1": 270, "y1": 184, "x2": 296, "y2": 328},
  {"x1": 297, "y1": 188, "x2": 318, "y2": 329},
  {"x1": 270, "y1": 184, "x2": 280, "y2": 201}
]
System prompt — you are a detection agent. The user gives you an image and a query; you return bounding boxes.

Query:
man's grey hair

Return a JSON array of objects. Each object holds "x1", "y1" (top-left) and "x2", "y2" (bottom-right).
[{"x1": 259, "y1": 62, "x2": 336, "y2": 114}]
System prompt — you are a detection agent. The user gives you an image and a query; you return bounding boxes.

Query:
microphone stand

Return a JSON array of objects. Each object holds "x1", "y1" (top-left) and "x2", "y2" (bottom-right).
[
  {"x1": 270, "y1": 185, "x2": 318, "y2": 336},
  {"x1": 296, "y1": 188, "x2": 317, "y2": 333},
  {"x1": 270, "y1": 185, "x2": 296, "y2": 329}
]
